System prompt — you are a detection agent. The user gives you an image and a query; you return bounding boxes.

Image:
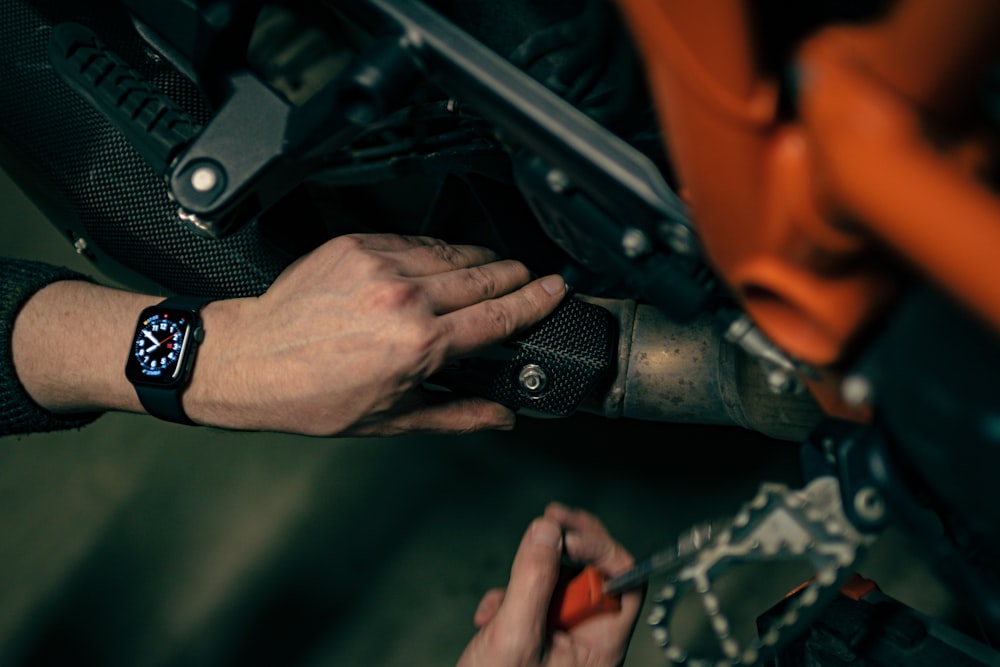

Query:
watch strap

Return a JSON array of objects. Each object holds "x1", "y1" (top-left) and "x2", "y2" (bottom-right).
[
  {"x1": 137, "y1": 382, "x2": 197, "y2": 426},
  {"x1": 156, "y1": 294, "x2": 215, "y2": 312},
  {"x1": 133, "y1": 295, "x2": 213, "y2": 426}
]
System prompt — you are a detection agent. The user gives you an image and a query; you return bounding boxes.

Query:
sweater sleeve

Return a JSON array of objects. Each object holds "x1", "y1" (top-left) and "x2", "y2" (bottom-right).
[{"x1": 0, "y1": 258, "x2": 104, "y2": 436}]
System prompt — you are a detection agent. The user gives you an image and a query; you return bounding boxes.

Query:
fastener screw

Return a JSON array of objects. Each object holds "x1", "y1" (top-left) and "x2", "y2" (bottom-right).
[{"x1": 518, "y1": 364, "x2": 548, "y2": 394}]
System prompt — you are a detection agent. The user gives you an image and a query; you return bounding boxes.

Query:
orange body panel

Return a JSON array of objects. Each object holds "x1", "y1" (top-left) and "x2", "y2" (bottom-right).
[{"x1": 613, "y1": 0, "x2": 1000, "y2": 413}]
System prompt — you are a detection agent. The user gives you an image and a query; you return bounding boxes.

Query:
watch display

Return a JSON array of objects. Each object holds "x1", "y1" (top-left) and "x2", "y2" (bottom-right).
[{"x1": 125, "y1": 306, "x2": 202, "y2": 387}]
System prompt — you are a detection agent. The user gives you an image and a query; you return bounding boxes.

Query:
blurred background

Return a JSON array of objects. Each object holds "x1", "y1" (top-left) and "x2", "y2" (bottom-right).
[{"x1": 0, "y1": 166, "x2": 957, "y2": 667}]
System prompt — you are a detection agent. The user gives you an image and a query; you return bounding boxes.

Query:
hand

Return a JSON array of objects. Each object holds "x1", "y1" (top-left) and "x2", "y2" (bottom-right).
[
  {"x1": 456, "y1": 502, "x2": 642, "y2": 667},
  {"x1": 186, "y1": 233, "x2": 567, "y2": 436}
]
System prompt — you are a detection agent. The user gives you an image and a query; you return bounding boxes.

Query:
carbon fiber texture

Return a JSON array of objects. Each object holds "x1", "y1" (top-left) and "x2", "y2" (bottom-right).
[
  {"x1": 488, "y1": 297, "x2": 617, "y2": 415},
  {"x1": 429, "y1": 297, "x2": 618, "y2": 416},
  {"x1": 0, "y1": 0, "x2": 291, "y2": 298}
]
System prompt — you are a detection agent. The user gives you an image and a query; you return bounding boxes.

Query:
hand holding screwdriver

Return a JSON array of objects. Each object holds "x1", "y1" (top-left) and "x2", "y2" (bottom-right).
[
  {"x1": 550, "y1": 519, "x2": 718, "y2": 631},
  {"x1": 456, "y1": 502, "x2": 642, "y2": 667}
]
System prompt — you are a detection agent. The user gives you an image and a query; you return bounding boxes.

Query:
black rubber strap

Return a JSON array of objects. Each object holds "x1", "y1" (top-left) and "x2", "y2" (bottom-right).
[
  {"x1": 134, "y1": 295, "x2": 213, "y2": 426},
  {"x1": 157, "y1": 295, "x2": 215, "y2": 312}
]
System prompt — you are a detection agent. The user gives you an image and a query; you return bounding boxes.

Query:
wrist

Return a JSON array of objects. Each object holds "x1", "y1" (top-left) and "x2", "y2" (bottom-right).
[
  {"x1": 180, "y1": 296, "x2": 255, "y2": 428},
  {"x1": 125, "y1": 295, "x2": 217, "y2": 425}
]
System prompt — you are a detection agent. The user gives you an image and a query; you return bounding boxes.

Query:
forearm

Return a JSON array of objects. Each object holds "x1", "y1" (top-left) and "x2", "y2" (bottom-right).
[
  {"x1": 11, "y1": 279, "x2": 154, "y2": 414},
  {"x1": 6, "y1": 234, "x2": 567, "y2": 437},
  {"x1": 12, "y1": 278, "x2": 251, "y2": 426}
]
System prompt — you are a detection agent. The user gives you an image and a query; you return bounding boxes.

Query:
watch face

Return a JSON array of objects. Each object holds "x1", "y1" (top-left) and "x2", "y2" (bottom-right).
[{"x1": 125, "y1": 307, "x2": 199, "y2": 386}]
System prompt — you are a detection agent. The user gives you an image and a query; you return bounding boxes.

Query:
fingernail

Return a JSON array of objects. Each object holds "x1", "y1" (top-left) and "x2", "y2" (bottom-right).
[
  {"x1": 530, "y1": 518, "x2": 563, "y2": 549},
  {"x1": 492, "y1": 408, "x2": 516, "y2": 431},
  {"x1": 540, "y1": 275, "x2": 566, "y2": 296}
]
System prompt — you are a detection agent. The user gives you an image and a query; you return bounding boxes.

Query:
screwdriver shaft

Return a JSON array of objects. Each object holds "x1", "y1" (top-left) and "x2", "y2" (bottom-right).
[{"x1": 602, "y1": 520, "x2": 717, "y2": 596}]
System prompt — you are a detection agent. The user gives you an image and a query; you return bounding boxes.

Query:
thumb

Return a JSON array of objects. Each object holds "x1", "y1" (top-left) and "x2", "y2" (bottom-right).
[{"x1": 493, "y1": 517, "x2": 564, "y2": 641}]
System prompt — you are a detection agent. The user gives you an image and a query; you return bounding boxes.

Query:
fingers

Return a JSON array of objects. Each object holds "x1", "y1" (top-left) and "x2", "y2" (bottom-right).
[
  {"x1": 543, "y1": 633, "x2": 584, "y2": 667},
  {"x1": 441, "y1": 274, "x2": 567, "y2": 358},
  {"x1": 330, "y1": 233, "x2": 565, "y2": 321},
  {"x1": 544, "y1": 502, "x2": 635, "y2": 574},
  {"x1": 461, "y1": 507, "x2": 639, "y2": 667},
  {"x1": 492, "y1": 517, "x2": 565, "y2": 644},
  {"x1": 421, "y1": 260, "x2": 534, "y2": 314},
  {"x1": 544, "y1": 503, "x2": 643, "y2": 666},
  {"x1": 455, "y1": 520, "x2": 562, "y2": 667},
  {"x1": 338, "y1": 233, "x2": 503, "y2": 275},
  {"x1": 340, "y1": 395, "x2": 517, "y2": 437},
  {"x1": 318, "y1": 233, "x2": 567, "y2": 352},
  {"x1": 473, "y1": 589, "x2": 505, "y2": 628},
  {"x1": 362, "y1": 235, "x2": 560, "y2": 317}
]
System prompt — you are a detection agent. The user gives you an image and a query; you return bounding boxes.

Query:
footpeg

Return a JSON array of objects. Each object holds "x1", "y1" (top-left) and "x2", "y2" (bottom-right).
[{"x1": 48, "y1": 22, "x2": 200, "y2": 174}]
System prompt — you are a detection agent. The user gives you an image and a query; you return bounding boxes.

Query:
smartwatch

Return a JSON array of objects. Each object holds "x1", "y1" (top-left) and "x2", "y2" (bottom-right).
[{"x1": 125, "y1": 295, "x2": 213, "y2": 425}]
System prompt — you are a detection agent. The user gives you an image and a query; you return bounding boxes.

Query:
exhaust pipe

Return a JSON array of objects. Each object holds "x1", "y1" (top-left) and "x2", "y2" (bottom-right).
[{"x1": 579, "y1": 297, "x2": 824, "y2": 442}]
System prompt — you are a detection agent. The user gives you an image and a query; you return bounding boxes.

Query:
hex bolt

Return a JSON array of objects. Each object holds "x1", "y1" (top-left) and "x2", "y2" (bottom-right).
[
  {"x1": 665, "y1": 223, "x2": 696, "y2": 255},
  {"x1": 822, "y1": 437, "x2": 837, "y2": 465},
  {"x1": 518, "y1": 363, "x2": 548, "y2": 395},
  {"x1": 841, "y1": 374, "x2": 873, "y2": 409},
  {"x1": 190, "y1": 165, "x2": 220, "y2": 193},
  {"x1": 853, "y1": 486, "x2": 886, "y2": 523},
  {"x1": 766, "y1": 367, "x2": 797, "y2": 394},
  {"x1": 546, "y1": 168, "x2": 571, "y2": 194},
  {"x1": 621, "y1": 227, "x2": 652, "y2": 258}
]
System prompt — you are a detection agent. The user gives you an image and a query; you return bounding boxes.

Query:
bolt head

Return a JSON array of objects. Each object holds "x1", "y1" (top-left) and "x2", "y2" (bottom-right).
[
  {"x1": 191, "y1": 165, "x2": 219, "y2": 193},
  {"x1": 841, "y1": 374, "x2": 873, "y2": 408},
  {"x1": 517, "y1": 364, "x2": 548, "y2": 395},
  {"x1": 621, "y1": 228, "x2": 652, "y2": 258},
  {"x1": 546, "y1": 169, "x2": 570, "y2": 193},
  {"x1": 666, "y1": 223, "x2": 696, "y2": 255},
  {"x1": 853, "y1": 486, "x2": 886, "y2": 523}
]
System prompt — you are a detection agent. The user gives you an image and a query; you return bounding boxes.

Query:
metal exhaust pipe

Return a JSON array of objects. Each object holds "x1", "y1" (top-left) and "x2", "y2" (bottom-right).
[{"x1": 578, "y1": 297, "x2": 824, "y2": 442}]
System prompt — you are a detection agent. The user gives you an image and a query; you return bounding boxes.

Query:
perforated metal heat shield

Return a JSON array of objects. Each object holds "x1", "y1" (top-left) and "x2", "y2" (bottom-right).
[{"x1": 0, "y1": 0, "x2": 290, "y2": 298}]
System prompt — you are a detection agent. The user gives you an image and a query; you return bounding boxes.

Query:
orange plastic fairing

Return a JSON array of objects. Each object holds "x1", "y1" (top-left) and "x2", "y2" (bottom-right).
[{"x1": 613, "y1": 0, "x2": 1000, "y2": 416}]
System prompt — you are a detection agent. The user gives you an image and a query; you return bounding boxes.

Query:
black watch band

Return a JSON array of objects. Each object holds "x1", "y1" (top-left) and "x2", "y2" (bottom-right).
[{"x1": 127, "y1": 295, "x2": 213, "y2": 426}]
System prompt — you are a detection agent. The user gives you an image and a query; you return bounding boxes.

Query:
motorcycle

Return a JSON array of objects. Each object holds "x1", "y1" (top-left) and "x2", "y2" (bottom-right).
[{"x1": 1, "y1": 0, "x2": 998, "y2": 664}]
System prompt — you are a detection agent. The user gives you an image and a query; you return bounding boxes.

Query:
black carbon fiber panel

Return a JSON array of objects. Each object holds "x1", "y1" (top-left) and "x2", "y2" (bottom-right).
[
  {"x1": 430, "y1": 297, "x2": 618, "y2": 416},
  {"x1": 488, "y1": 297, "x2": 618, "y2": 415},
  {"x1": 0, "y1": 0, "x2": 290, "y2": 297}
]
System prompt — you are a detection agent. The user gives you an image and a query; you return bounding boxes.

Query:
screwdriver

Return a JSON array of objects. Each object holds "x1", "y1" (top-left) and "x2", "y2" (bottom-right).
[{"x1": 549, "y1": 521, "x2": 717, "y2": 630}]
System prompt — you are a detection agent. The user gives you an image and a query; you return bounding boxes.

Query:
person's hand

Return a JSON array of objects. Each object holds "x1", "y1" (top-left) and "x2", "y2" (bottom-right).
[
  {"x1": 11, "y1": 233, "x2": 565, "y2": 435},
  {"x1": 186, "y1": 233, "x2": 567, "y2": 436},
  {"x1": 456, "y1": 502, "x2": 642, "y2": 667}
]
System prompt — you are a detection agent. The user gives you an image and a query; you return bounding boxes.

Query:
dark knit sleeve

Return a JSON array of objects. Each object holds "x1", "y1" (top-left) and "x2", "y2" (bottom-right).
[{"x1": 1, "y1": 258, "x2": 104, "y2": 436}]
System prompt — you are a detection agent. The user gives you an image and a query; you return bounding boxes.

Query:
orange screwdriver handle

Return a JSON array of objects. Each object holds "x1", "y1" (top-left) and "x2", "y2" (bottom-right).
[{"x1": 548, "y1": 565, "x2": 622, "y2": 631}]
